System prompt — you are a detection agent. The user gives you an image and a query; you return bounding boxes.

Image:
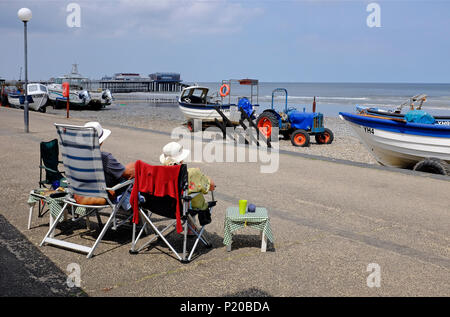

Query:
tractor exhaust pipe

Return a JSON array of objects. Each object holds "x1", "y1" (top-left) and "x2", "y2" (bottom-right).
[{"x1": 312, "y1": 96, "x2": 316, "y2": 113}]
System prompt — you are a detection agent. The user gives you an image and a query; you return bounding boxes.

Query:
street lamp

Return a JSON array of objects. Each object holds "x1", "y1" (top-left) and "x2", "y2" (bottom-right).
[{"x1": 18, "y1": 8, "x2": 32, "y2": 133}]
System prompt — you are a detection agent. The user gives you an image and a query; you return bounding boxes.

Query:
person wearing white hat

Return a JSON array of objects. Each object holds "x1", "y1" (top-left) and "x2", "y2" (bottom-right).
[
  {"x1": 160, "y1": 142, "x2": 215, "y2": 211},
  {"x1": 84, "y1": 121, "x2": 112, "y2": 145},
  {"x1": 159, "y1": 141, "x2": 190, "y2": 166},
  {"x1": 74, "y1": 122, "x2": 135, "y2": 206}
]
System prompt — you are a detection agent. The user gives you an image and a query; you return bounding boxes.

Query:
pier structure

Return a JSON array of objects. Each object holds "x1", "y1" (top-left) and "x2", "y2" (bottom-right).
[
  {"x1": 38, "y1": 66, "x2": 184, "y2": 94},
  {"x1": 96, "y1": 72, "x2": 183, "y2": 93}
]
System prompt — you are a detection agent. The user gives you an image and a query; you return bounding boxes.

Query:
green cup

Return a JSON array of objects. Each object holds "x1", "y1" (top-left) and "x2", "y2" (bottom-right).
[{"x1": 239, "y1": 200, "x2": 247, "y2": 215}]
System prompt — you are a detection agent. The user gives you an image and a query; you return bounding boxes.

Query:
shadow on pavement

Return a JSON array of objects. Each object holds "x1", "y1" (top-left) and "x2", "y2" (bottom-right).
[{"x1": 0, "y1": 214, "x2": 87, "y2": 297}]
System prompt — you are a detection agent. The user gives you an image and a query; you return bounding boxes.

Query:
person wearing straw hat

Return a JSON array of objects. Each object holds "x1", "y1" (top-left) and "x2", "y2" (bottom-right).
[
  {"x1": 73, "y1": 122, "x2": 136, "y2": 205},
  {"x1": 160, "y1": 142, "x2": 215, "y2": 211}
]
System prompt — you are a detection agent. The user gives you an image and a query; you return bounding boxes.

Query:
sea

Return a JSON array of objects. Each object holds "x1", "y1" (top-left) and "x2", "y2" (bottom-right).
[
  {"x1": 47, "y1": 82, "x2": 450, "y2": 122},
  {"x1": 194, "y1": 82, "x2": 450, "y2": 117}
]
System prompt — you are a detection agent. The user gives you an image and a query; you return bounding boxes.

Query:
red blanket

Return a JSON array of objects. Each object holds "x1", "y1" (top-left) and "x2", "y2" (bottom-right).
[{"x1": 130, "y1": 160, "x2": 182, "y2": 233}]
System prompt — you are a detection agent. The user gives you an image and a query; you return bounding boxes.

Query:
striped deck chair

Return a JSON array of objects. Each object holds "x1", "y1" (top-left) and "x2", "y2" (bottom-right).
[
  {"x1": 40, "y1": 124, "x2": 134, "y2": 258},
  {"x1": 129, "y1": 163, "x2": 216, "y2": 263}
]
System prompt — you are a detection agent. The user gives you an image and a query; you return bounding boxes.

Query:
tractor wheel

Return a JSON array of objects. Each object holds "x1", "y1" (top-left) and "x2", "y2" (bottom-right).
[
  {"x1": 315, "y1": 128, "x2": 334, "y2": 144},
  {"x1": 256, "y1": 111, "x2": 278, "y2": 139},
  {"x1": 187, "y1": 119, "x2": 202, "y2": 133},
  {"x1": 291, "y1": 129, "x2": 310, "y2": 147},
  {"x1": 187, "y1": 119, "x2": 195, "y2": 132},
  {"x1": 413, "y1": 158, "x2": 449, "y2": 175}
]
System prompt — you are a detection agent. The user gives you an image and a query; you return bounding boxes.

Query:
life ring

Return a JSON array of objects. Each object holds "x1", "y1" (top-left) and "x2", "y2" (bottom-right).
[{"x1": 219, "y1": 84, "x2": 230, "y2": 97}]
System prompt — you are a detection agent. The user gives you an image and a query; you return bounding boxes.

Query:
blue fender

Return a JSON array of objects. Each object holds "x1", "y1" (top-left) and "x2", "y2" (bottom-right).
[{"x1": 288, "y1": 111, "x2": 315, "y2": 130}]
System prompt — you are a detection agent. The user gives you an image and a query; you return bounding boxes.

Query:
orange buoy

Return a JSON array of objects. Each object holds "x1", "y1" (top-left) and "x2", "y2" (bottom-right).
[{"x1": 219, "y1": 84, "x2": 230, "y2": 97}]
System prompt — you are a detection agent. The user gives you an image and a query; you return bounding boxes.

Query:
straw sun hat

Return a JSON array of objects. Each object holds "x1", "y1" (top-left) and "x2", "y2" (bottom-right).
[
  {"x1": 84, "y1": 122, "x2": 111, "y2": 144},
  {"x1": 159, "y1": 142, "x2": 190, "y2": 165}
]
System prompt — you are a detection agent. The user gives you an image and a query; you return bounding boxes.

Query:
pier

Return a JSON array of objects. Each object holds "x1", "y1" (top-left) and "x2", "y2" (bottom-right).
[{"x1": 95, "y1": 72, "x2": 183, "y2": 93}]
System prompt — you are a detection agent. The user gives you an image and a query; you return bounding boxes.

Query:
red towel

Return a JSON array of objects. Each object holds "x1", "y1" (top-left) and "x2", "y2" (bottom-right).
[{"x1": 130, "y1": 160, "x2": 182, "y2": 233}]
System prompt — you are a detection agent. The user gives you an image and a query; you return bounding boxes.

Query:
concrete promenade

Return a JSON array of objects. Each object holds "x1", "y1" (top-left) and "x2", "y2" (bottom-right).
[{"x1": 0, "y1": 107, "x2": 449, "y2": 297}]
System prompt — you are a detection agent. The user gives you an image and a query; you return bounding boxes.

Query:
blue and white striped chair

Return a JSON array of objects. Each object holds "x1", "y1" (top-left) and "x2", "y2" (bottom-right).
[{"x1": 40, "y1": 124, "x2": 134, "y2": 258}]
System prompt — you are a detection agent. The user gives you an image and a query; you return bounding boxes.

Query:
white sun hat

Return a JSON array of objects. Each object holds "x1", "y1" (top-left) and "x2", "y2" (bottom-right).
[
  {"x1": 159, "y1": 142, "x2": 190, "y2": 165},
  {"x1": 84, "y1": 122, "x2": 111, "y2": 144}
]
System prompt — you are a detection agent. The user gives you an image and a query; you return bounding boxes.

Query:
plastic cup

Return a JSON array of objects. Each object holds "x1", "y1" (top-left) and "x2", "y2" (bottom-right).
[
  {"x1": 52, "y1": 180, "x2": 60, "y2": 190},
  {"x1": 239, "y1": 200, "x2": 247, "y2": 215}
]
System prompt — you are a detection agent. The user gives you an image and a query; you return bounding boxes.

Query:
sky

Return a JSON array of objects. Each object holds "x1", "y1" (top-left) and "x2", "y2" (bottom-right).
[{"x1": 0, "y1": 0, "x2": 449, "y2": 83}]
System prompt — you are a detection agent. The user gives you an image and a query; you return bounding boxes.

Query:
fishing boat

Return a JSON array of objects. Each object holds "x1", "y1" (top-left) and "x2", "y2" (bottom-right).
[
  {"x1": 356, "y1": 94, "x2": 450, "y2": 126},
  {"x1": 89, "y1": 89, "x2": 113, "y2": 108},
  {"x1": 7, "y1": 83, "x2": 48, "y2": 112},
  {"x1": 46, "y1": 64, "x2": 94, "y2": 108},
  {"x1": 339, "y1": 112, "x2": 450, "y2": 173},
  {"x1": 178, "y1": 79, "x2": 259, "y2": 131},
  {"x1": 47, "y1": 83, "x2": 91, "y2": 108}
]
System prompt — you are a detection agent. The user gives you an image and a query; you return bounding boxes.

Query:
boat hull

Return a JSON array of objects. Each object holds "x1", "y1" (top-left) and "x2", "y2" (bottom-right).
[
  {"x1": 7, "y1": 94, "x2": 48, "y2": 111},
  {"x1": 339, "y1": 112, "x2": 450, "y2": 168},
  {"x1": 178, "y1": 101, "x2": 240, "y2": 124},
  {"x1": 47, "y1": 84, "x2": 90, "y2": 106}
]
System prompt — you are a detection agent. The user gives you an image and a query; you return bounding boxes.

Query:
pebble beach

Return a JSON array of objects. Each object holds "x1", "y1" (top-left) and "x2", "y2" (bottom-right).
[{"x1": 46, "y1": 101, "x2": 378, "y2": 165}]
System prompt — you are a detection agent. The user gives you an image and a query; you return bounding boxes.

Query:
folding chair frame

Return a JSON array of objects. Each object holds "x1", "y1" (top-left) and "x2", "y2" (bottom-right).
[
  {"x1": 130, "y1": 186, "x2": 216, "y2": 263},
  {"x1": 40, "y1": 179, "x2": 134, "y2": 258}
]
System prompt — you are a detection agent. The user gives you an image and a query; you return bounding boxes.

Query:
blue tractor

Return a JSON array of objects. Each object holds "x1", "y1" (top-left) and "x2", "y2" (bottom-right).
[{"x1": 256, "y1": 88, "x2": 334, "y2": 147}]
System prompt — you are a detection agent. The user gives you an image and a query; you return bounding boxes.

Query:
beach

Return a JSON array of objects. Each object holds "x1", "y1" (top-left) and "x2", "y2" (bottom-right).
[
  {"x1": 45, "y1": 101, "x2": 378, "y2": 165},
  {"x1": 0, "y1": 106, "x2": 449, "y2": 297}
]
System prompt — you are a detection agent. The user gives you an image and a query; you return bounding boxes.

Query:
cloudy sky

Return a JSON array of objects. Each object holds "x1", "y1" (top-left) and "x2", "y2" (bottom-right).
[{"x1": 0, "y1": 0, "x2": 449, "y2": 83}]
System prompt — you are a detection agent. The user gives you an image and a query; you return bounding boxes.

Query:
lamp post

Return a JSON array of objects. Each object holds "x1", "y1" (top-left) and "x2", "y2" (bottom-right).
[{"x1": 18, "y1": 8, "x2": 32, "y2": 133}]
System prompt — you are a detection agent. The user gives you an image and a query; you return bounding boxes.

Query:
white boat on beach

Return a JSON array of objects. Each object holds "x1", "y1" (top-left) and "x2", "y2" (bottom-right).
[
  {"x1": 178, "y1": 86, "x2": 240, "y2": 121},
  {"x1": 47, "y1": 83, "x2": 91, "y2": 107},
  {"x1": 178, "y1": 79, "x2": 259, "y2": 131},
  {"x1": 340, "y1": 112, "x2": 450, "y2": 174},
  {"x1": 46, "y1": 63, "x2": 93, "y2": 108},
  {"x1": 7, "y1": 83, "x2": 48, "y2": 112},
  {"x1": 89, "y1": 89, "x2": 113, "y2": 108}
]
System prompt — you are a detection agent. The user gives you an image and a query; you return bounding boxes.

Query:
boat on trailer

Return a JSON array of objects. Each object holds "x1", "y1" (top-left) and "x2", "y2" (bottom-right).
[
  {"x1": 339, "y1": 111, "x2": 450, "y2": 174},
  {"x1": 178, "y1": 79, "x2": 259, "y2": 131}
]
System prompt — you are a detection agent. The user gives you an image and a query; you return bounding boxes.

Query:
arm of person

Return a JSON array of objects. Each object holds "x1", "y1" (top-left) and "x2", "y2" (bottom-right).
[{"x1": 122, "y1": 162, "x2": 135, "y2": 180}]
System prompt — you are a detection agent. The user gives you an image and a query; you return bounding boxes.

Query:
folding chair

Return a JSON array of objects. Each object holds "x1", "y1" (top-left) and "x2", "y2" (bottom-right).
[
  {"x1": 39, "y1": 139, "x2": 64, "y2": 189},
  {"x1": 40, "y1": 124, "x2": 134, "y2": 258},
  {"x1": 28, "y1": 140, "x2": 66, "y2": 229},
  {"x1": 129, "y1": 163, "x2": 216, "y2": 263},
  {"x1": 38, "y1": 139, "x2": 65, "y2": 216}
]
